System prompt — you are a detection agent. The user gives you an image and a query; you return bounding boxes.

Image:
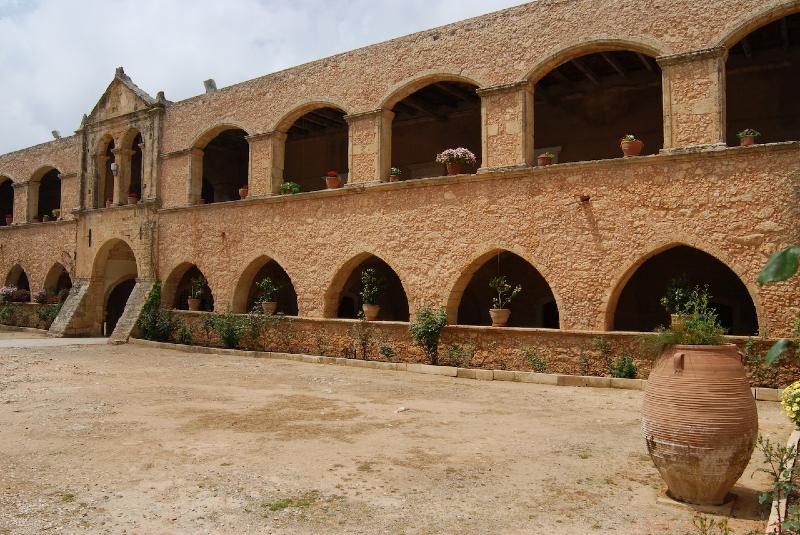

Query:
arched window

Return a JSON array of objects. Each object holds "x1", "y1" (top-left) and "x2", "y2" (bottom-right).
[
  {"x1": 0, "y1": 178, "x2": 13, "y2": 226},
  {"x1": 33, "y1": 168, "x2": 61, "y2": 221},
  {"x1": 165, "y1": 264, "x2": 214, "y2": 311},
  {"x1": 200, "y1": 128, "x2": 248, "y2": 203},
  {"x1": 451, "y1": 251, "x2": 558, "y2": 328},
  {"x1": 611, "y1": 245, "x2": 757, "y2": 335},
  {"x1": 326, "y1": 254, "x2": 409, "y2": 321},
  {"x1": 232, "y1": 256, "x2": 298, "y2": 314},
  {"x1": 534, "y1": 50, "x2": 662, "y2": 163},
  {"x1": 726, "y1": 13, "x2": 800, "y2": 145},
  {"x1": 5, "y1": 264, "x2": 30, "y2": 292},
  {"x1": 283, "y1": 107, "x2": 348, "y2": 192},
  {"x1": 44, "y1": 263, "x2": 72, "y2": 302},
  {"x1": 390, "y1": 81, "x2": 480, "y2": 179}
]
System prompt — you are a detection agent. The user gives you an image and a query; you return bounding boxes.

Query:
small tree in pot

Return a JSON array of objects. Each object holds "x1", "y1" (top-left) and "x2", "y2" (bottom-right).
[
  {"x1": 255, "y1": 276, "x2": 282, "y2": 315},
  {"x1": 187, "y1": 277, "x2": 205, "y2": 311},
  {"x1": 488, "y1": 275, "x2": 522, "y2": 327},
  {"x1": 359, "y1": 268, "x2": 385, "y2": 321}
]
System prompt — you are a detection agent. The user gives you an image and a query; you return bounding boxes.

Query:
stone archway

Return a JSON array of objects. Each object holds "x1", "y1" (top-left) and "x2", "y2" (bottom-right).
[{"x1": 324, "y1": 253, "x2": 409, "y2": 321}]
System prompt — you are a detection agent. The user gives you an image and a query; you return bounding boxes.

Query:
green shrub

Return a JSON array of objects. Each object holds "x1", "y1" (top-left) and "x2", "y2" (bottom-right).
[
  {"x1": 136, "y1": 282, "x2": 176, "y2": 342},
  {"x1": 522, "y1": 347, "x2": 547, "y2": 373},
  {"x1": 206, "y1": 312, "x2": 246, "y2": 349},
  {"x1": 409, "y1": 306, "x2": 447, "y2": 365},
  {"x1": 35, "y1": 303, "x2": 62, "y2": 326},
  {"x1": 610, "y1": 354, "x2": 637, "y2": 379},
  {"x1": 445, "y1": 343, "x2": 474, "y2": 368},
  {"x1": 378, "y1": 343, "x2": 396, "y2": 361},
  {"x1": 176, "y1": 324, "x2": 193, "y2": 345}
]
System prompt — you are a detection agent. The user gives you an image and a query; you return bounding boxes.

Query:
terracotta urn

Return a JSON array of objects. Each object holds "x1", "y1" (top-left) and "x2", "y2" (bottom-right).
[
  {"x1": 621, "y1": 139, "x2": 644, "y2": 157},
  {"x1": 642, "y1": 344, "x2": 757, "y2": 505},
  {"x1": 445, "y1": 162, "x2": 467, "y2": 176},
  {"x1": 489, "y1": 308, "x2": 511, "y2": 327},
  {"x1": 537, "y1": 155, "x2": 554, "y2": 167},
  {"x1": 238, "y1": 187, "x2": 248, "y2": 199},
  {"x1": 324, "y1": 176, "x2": 342, "y2": 189},
  {"x1": 740, "y1": 135, "x2": 756, "y2": 147},
  {"x1": 187, "y1": 298, "x2": 201, "y2": 312},
  {"x1": 4, "y1": 214, "x2": 11, "y2": 225},
  {"x1": 362, "y1": 303, "x2": 380, "y2": 321},
  {"x1": 261, "y1": 301, "x2": 277, "y2": 315}
]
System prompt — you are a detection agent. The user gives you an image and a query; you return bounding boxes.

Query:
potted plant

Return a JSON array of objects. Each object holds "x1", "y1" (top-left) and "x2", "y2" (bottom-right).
[
  {"x1": 659, "y1": 276, "x2": 690, "y2": 328},
  {"x1": 359, "y1": 267, "x2": 385, "y2": 321},
  {"x1": 51, "y1": 209, "x2": 60, "y2": 221},
  {"x1": 389, "y1": 167, "x2": 402, "y2": 182},
  {"x1": 488, "y1": 275, "x2": 522, "y2": 327},
  {"x1": 255, "y1": 276, "x2": 282, "y2": 315},
  {"x1": 127, "y1": 192, "x2": 137, "y2": 205},
  {"x1": 4, "y1": 214, "x2": 11, "y2": 225},
  {"x1": 537, "y1": 151, "x2": 556, "y2": 167},
  {"x1": 187, "y1": 277, "x2": 205, "y2": 311},
  {"x1": 33, "y1": 290, "x2": 47, "y2": 305},
  {"x1": 642, "y1": 286, "x2": 757, "y2": 506},
  {"x1": 198, "y1": 198, "x2": 207, "y2": 204},
  {"x1": 42, "y1": 214, "x2": 50, "y2": 222},
  {"x1": 435, "y1": 147, "x2": 477, "y2": 176},
  {"x1": 737, "y1": 128, "x2": 760, "y2": 146},
  {"x1": 279, "y1": 181, "x2": 301, "y2": 195},
  {"x1": 620, "y1": 134, "x2": 644, "y2": 157},
  {"x1": 238, "y1": 185, "x2": 249, "y2": 199},
  {"x1": 324, "y1": 171, "x2": 342, "y2": 189}
]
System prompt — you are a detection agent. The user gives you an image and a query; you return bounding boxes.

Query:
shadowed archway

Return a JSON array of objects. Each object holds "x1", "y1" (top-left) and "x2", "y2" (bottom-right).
[
  {"x1": 163, "y1": 263, "x2": 214, "y2": 311},
  {"x1": 324, "y1": 254, "x2": 409, "y2": 321},
  {"x1": 232, "y1": 255, "x2": 298, "y2": 314}
]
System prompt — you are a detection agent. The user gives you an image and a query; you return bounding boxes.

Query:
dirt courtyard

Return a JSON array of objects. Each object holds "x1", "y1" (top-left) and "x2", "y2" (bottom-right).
[{"x1": 0, "y1": 334, "x2": 789, "y2": 534}]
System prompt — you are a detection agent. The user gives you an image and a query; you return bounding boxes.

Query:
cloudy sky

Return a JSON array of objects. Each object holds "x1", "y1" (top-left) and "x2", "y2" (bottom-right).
[{"x1": 0, "y1": 0, "x2": 524, "y2": 154}]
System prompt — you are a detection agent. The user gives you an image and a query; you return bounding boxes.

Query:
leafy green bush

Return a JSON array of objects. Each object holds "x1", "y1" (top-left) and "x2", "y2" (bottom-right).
[
  {"x1": 205, "y1": 312, "x2": 246, "y2": 349},
  {"x1": 445, "y1": 343, "x2": 474, "y2": 368},
  {"x1": 136, "y1": 282, "x2": 176, "y2": 342},
  {"x1": 175, "y1": 324, "x2": 193, "y2": 345},
  {"x1": 35, "y1": 303, "x2": 62, "y2": 326},
  {"x1": 359, "y1": 268, "x2": 385, "y2": 305},
  {"x1": 522, "y1": 347, "x2": 547, "y2": 373},
  {"x1": 378, "y1": 343, "x2": 396, "y2": 360},
  {"x1": 409, "y1": 306, "x2": 447, "y2": 365},
  {"x1": 610, "y1": 354, "x2": 637, "y2": 379}
]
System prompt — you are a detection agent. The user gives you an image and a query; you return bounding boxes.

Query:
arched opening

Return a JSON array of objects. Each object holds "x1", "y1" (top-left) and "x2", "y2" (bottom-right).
[
  {"x1": 232, "y1": 256, "x2": 298, "y2": 314},
  {"x1": 611, "y1": 245, "x2": 758, "y2": 335},
  {"x1": 726, "y1": 13, "x2": 800, "y2": 145},
  {"x1": 201, "y1": 128, "x2": 248, "y2": 203},
  {"x1": 390, "y1": 80, "x2": 480, "y2": 179},
  {"x1": 453, "y1": 251, "x2": 558, "y2": 328},
  {"x1": 5, "y1": 265, "x2": 30, "y2": 291},
  {"x1": 283, "y1": 107, "x2": 348, "y2": 192},
  {"x1": 99, "y1": 138, "x2": 115, "y2": 208},
  {"x1": 43, "y1": 263, "x2": 72, "y2": 302},
  {"x1": 328, "y1": 255, "x2": 409, "y2": 321},
  {"x1": 0, "y1": 178, "x2": 13, "y2": 225},
  {"x1": 166, "y1": 264, "x2": 214, "y2": 311},
  {"x1": 34, "y1": 168, "x2": 61, "y2": 221},
  {"x1": 533, "y1": 49, "x2": 663, "y2": 163},
  {"x1": 129, "y1": 132, "x2": 143, "y2": 200},
  {"x1": 88, "y1": 239, "x2": 138, "y2": 336},
  {"x1": 105, "y1": 279, "x2": 136, "y2": 335}
]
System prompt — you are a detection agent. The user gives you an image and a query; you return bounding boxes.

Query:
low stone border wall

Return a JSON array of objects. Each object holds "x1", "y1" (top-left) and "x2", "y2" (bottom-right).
[
  {"x1": 0, "y1": 303, "x2": 61, "y2": 331},
  {"x1": 130, "y1": 338, "x2": 783, "y2": 402}
]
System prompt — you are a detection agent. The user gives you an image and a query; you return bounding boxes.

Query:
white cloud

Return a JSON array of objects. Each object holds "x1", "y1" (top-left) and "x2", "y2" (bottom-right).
[{"x1": 0, "y1": 0, "x2": 523, "y2": 153}]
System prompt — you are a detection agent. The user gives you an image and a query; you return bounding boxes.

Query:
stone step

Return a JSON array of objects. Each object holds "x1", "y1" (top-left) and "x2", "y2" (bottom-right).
[
  {"x1": 108, "y1": 280, "x2": 154, "y2": 345},
  {"x1": 47, "y1": 280, "x2": 89, "y2": 337}
]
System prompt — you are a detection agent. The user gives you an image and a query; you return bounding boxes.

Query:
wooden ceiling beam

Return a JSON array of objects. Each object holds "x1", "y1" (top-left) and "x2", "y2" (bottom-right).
[
  {"x1": 635, "y1": 52, "x2": 654, "y2": 71},
  {"x1": 601, "y1": 52, "x2": 627, "y2": 77},
  {"x1": 741, "y1": 36, "x2": 753, "y2": 59},
  {"x1": 570, "y1": 57, "x2": 600, "y2": 85}
]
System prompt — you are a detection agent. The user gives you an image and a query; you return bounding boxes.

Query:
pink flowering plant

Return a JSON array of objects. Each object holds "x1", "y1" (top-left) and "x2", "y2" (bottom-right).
[
  {"x1": 0, "y1": 286, "x2": 16, "y2": 301},
  {"x1": 435, "y1": 147, "x2": 477, "y2": 166}
]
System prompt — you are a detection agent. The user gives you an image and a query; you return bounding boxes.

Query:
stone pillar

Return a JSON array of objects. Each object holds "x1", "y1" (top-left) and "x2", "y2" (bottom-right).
[
  {"x1": 112, "y1": 147, "x2": 134, "y2": 205},
  {"x1": 246, "y1": 131, "x2": 285, "y2": 195},
  {"x1": 657, "y1": 47, "x2": 727, "y2": 150},
  {"x1": 476, "y1": 81, "x2": 534, "y2": 171},
  {"x1": 344, "y1": 108, "x2": 394, "y2": 184},
  {"x1": 11, "y1": 182, "x2": 26, "y2": 224},
  {"x1": 187, "y1": 148, "x2": 204, "y2": 204}
]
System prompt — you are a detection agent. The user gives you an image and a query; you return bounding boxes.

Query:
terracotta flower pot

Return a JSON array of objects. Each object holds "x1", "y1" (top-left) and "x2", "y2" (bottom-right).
[
  {"x1": 187, "y1": 298, "x2": 201, "y2": 312},
  {"x1": 325, "y1": 176, "x2": 342, "y2": 189},
  {"x1": 389, "y1": 175, "x2": 400, "y2": 182},
  {"x1": 198, "y1": 198, "x2": 207, "y2": 205},
  {"x1": 362, "y1": 303, "x2": 380, "y2": 321},
  {"x1": 489, "y1": 308, "x2": 511, "y2": 327},
  {"x1": 642, "y1": 344, "x2": 757, "y2": 505},
  {"x1": 238, "y1": 187, "x2": 248, "y2": 199},
  {"x1": 127, "y1": 195, "x2": 137, "y2": 205},
  {"x1": 445, "y1": 162, "x2": 467, "y2": 176},
  {"x1": 621, "y1": 139, "x2": 644, "y2": 157},
  {"x1": 740, "y1": 135, "x2": 756, "y2": 147},
  {"x1": 261, "y1": 301, "x2": 277, "y2": 315},
  {"x1": 105, "y1": 199, "x2": 112, "y2": 208},
  {"x1": 537, "y1": 155, "x2": 554, "y2": 167},
  {"x1": 4, "y1": 215, "x2": 11, "y2": 225}
]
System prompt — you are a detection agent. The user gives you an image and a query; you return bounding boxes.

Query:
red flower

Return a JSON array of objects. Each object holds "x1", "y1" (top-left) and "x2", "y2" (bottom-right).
[{"x1": 326, "y1": 170, "x2": 338, "y2": 176}]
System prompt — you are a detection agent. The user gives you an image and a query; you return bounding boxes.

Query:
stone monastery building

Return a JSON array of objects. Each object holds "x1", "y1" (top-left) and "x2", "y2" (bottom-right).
[{"x1": 0, "y1": 0, "x2": 797, "y2": 357}]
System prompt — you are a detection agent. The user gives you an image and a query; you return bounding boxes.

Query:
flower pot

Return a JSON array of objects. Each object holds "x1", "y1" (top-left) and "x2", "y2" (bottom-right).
[
  {"x1": 127, "y1": 195, "x2": 137, "y2": 205},
  {"x1": 389, "y1": 175, "x2": 400, "y2": 182},
  {"x1": 105, "y1": 199, "x2": 112, "y2": 208},
  {"x1": 4, "y1": 215, "x2": 11, "y2": 225},
  {"x1": 489, "y1": 308, "x2": 511, "y2": 327},
  {"x1": 187, "y1": 298, "x2": 201, "y2": 312},
  {"x1": 42, "y1": 215, "x2": 50, "y2": 222},
  {"x1": 445, "y1": 162, "x2": 467, "y2": 176},
  {"x1": 740, "y1": 135, "x2": 756, "y2": 147},
  {"x1": 620, "y1": 139, "x2": 644, "y2": 157},
  {"x1": 537, "y1": 155, "x2": 554, "y2": 167},
  {"x1": 642, "y1": 344, "x2": 757, "y2": 505},
  {"x1": 670, "y1": 313, "x2": 684, "y2": 329},
  {"x1": 362, "y1": 303, "x2": 380, "y2": 321},
  {"x1": 261, "y1": 301, "x2": 278, "y2": 315},
  {"x1": 238, "y1": 187, "x2": 248, "y2": 199},
  {"x1": 198, "y1": 198, "x2": 207, "y2": 205},
  {"x1": 324, "y1": 176, "x2": 342, "y2": 189}
]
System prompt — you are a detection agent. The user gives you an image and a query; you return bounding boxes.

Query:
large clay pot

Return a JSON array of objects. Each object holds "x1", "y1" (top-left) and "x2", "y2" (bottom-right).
[
  {"x1": 621, "y1": 139, "x2": 644, "y2": 157},
  {"x1": 642, "y1": 344, "x2": 757, "y2": 505},
  {"x1": 489, "y1": 308, "x2": 511, "y2": 327},
  {"x1": 261, "y1": 301, "x2": 277, "y2": 315},
  {"x1": 362, "y1": 304, "x2": 380, "y2": 321},
  {"x1": 445, "y1": 162, "x2": 466, "y2": 175},
  {"x1": 740, "y1": 135, "x2": 756, "y2": 147},
  {"x1": 187, "y1": 298, "x2": 201, "y2": 312}
]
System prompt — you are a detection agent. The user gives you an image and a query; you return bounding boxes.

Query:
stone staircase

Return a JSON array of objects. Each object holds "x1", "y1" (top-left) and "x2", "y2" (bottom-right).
[
  {"x1": 48, "y1": 280, "x2": 90, "y2": 337},
  {"x1": 108, "y1": 280, "x2": 154, "y2": 344}
]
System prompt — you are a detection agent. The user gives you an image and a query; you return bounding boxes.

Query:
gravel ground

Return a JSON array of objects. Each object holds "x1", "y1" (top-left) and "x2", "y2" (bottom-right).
[{"x1": 0, "y1": 334, "x2": 789, "y2": 534}]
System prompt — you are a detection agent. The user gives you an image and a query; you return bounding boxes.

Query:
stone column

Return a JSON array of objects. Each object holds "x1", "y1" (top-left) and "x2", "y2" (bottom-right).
[
  {"x1": 187, "y1": 148, "x2": 204, "y2": 204},
  {"x1": 344, "y1": 108, "x2": 394, "y2": 184},
  {"x1": 657, "y1": 47, "x2": 727, "y2": 150},
  {"x1": 112, "y1": 147, "x2": 134, "y2": 205},
  {"x1": 11, "y1": 182, "x2": 26, "y2": 224},
  {"x1": 246, "y1": 131, "x2": 285, "y2": 195},
  {"x1": 476, "y1": 81, "x2": 534, "y2": 171}
]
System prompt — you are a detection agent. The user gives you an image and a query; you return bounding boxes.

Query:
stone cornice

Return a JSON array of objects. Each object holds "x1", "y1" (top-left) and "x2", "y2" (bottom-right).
[
  {"x1": 656, "y1": 46, "x2": 727, "y2": 67},
  {"x1": 475, "y1": 81, "x2": 531, "y2": 96},
  {"x1": 244, "y1": 132, "x2": 274, "y2": 142},
  {"x1": 343, "y1": 108, "x2": 392, "y2": 122}
]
